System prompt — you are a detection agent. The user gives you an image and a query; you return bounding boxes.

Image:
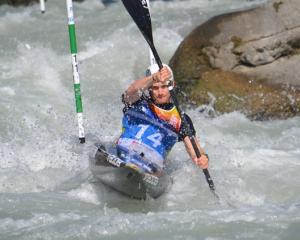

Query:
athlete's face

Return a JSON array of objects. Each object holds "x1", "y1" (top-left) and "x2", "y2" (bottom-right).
[{"x1": 151, "y1": 82, "x2": 171, "y2": 104}]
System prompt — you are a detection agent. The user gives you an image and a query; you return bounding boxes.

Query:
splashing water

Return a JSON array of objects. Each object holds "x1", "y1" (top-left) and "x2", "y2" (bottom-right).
[{"x1": 0, "y1": 0, "x2": 299, "y2": 239}]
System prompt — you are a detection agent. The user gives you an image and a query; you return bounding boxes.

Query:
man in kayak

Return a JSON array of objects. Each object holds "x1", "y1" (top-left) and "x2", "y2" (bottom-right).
[{"x1": 115, "y1": 64, "x2": 209, "y2": 174}]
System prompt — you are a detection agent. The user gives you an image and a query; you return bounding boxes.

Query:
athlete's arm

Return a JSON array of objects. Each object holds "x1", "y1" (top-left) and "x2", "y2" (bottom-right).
[
  {"x1": 123, "y1": 67, "x2": 171, "y2": 104},
  {"x1": 183, "y1": 136, "x2": 209, "y2": 169},
  {"x1": 123, "y1": 75, "x2": 153, "y2": 104},
  {"x1": 179, "y1": 114, "x2": 208, "y2": 169}
]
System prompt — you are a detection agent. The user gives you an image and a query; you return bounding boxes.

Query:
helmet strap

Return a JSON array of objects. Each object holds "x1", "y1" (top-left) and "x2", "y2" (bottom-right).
[{"x1": 167, "y1": 80, "x2": 174, "y2": 91}]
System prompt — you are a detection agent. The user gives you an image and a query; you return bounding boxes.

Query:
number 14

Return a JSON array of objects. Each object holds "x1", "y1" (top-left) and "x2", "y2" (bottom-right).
[{"x1": 135, "y1": 124, "x2": 163, "y2": 148}]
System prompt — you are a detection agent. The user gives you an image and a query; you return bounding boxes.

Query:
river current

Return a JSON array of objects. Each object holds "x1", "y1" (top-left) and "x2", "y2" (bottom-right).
[{"x1": 0, "y1": 0, "x2": 299, "y2": 239}]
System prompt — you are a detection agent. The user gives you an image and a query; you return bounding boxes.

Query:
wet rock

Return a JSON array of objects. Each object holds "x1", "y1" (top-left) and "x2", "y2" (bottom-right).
[
  {"x1": 170, "y1": 0, "x2": 300, "y2": 120},
  {"x1": 186, "y1": 70, "x2": 300, "y2": 120},
  {"x1": 203, "y1": 42, "x2": 238, "y2": 70}
]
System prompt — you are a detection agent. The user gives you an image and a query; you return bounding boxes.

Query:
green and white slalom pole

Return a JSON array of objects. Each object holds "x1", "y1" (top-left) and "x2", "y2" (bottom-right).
[
  {"x1": 66, "y1": 0, "x2": 85, "y2": 144},
  {"x1": 40, "y1": 0, "x2": 45, "y2": 14}
]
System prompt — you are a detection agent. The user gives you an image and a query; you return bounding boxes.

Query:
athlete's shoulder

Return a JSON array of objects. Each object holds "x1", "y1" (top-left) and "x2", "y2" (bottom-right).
[{"x1": 122, "y1": 93, "x2": 151, "y2": 113}]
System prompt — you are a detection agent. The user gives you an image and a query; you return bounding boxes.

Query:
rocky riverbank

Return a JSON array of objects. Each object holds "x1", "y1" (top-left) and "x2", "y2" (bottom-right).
[{"x1": 170, "y1": 0, "x2": 300, "y2": 120}]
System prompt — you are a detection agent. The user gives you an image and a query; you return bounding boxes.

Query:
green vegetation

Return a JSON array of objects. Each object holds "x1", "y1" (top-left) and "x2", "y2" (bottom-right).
[
  {"x1": 231, "y1": 36, "x2": 243, "y2": 48},
  {"x1": 273, "y1": 1, "x2": 283, "y2": 13},
  {"x1": 178, "y1": 70, "x2": 300, "y2": 120}
]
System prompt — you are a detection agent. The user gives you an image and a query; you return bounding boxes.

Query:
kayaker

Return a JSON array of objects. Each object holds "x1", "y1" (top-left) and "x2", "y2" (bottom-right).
[{"x1": 116, "y1": 64, "x2": 209, "y2": 173}]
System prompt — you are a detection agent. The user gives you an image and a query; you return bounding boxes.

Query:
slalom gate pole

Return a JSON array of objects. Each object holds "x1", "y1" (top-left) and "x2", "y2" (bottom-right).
[
  {"x1": 40, "y1": 0, "x2": 45, "y2": 14},
  {"x1": 66, "y1": 0, "x2": 85, "y2": 144}
]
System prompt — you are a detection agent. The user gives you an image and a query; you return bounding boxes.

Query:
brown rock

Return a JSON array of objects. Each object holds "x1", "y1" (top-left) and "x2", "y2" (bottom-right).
[
  {"x1": 170, "y1": 0, "x2": 300, "y2": 120},
  {"x1": 187, "y1": 70, "x2": 300, "y2": 120}
]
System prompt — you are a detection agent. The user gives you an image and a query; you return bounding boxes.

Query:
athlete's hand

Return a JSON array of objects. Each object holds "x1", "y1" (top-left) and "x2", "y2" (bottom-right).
[
  {"x1": 152, "y1": 66, "x2": 171, "y2": 83},
  {"x1": 193, "y1": 154, "x2": 209, "y2": 169}
]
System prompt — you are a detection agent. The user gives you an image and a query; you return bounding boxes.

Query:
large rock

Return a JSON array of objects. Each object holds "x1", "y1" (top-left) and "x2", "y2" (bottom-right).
[
  {"x1": 187, "y1": 70, "x2": 300, "y2": 120},
  {"x1": 170, "y1": 0, "x2": 300, "y2": 120}
]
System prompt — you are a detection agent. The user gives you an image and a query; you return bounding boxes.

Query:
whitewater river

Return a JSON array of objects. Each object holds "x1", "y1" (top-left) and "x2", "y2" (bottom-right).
[{"x1": 0, "y1": 0, "x2": 299, "y2": 239}]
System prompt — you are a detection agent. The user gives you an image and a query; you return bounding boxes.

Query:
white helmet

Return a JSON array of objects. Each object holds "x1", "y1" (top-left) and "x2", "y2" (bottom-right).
[{"x1": 145, "y1": 63, "x2": 174, "y2": 89}]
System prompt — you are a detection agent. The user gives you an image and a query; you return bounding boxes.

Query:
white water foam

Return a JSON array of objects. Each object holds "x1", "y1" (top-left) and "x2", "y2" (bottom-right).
[{"x1": 0, "y1": 0, "x2": 299, "y2": 239}]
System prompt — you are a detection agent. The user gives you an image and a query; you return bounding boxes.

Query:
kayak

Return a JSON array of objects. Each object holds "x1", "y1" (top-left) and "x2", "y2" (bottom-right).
[{"x1": 89, "y1": 143, "x2": 171, "y2": 200}]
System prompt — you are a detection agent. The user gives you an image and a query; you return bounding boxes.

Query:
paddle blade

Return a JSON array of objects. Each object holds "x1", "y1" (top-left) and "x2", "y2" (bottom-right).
[
  {"x1": 121, "y1": 0, "x2": 153, "y2": 42},
  {"x1": 121, "y1": 0, "x2": 163, "y2": 68}
]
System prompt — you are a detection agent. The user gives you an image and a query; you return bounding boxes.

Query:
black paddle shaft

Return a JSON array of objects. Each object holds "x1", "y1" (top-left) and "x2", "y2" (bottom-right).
[
  {"x1": 170, "y1": 89, "x2": 216, "y2": 192},
  {"x1": 121, "y1": 0, "x2": 216, "y2": 194}
]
